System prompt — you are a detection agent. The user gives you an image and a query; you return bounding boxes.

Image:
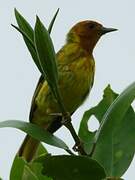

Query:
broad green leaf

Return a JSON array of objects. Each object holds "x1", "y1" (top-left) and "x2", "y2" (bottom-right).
[
  {"x1": 10, "y1": 156, "x2": 27, "y2": 180},
  {"x1": 34, "y1": 16, "x2": 58, "y2": 97},
  {"x1": 29, "y1": 161, "x2": 52, "y2": 180},
  {"x1": 10, "y1": 143, "x2": 48, "y2": 180},
  {"x1": 35, "y1": 143, "x2": 48, "y2": 158},
  {"x1": 48, "y1": 8, "x2": 59, "y2": 34},
  {"x1": 14, "y1": 9, "x2": 42, "y2": 72},
  {"x1": 78, "y1": 85, "x2": 117, "y2": 154},
  {"x1": 10, "y1": 156, "x2": 50, "y2": 180},
  {"x1": 93, "y1": 82, "x2": 135, "y2": 177},
  {"x1": 29, "y1": 145, "x2": 52, "y2": 180},
  {"x1": 0, "y1": 120, "x2": 68, "y2": 150},
  {"x1": 40, "y1": 155, "x2": 106, "y2": 179},
  {"x1": 23, "y1": 166, "x2": 38, "y2": 180},
  {"x1": 36, "y1": 155, "x2": 106, "y2": 180}
]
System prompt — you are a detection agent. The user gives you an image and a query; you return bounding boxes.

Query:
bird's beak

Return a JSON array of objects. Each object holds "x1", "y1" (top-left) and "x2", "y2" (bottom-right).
[{"x1": 101, "y1": 27, "x2": 118, "y2": 35}]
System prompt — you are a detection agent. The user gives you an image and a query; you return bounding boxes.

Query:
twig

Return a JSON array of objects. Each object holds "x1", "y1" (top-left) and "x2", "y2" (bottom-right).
[
  {"x1": 65, "y1": 148, "x2": 75, "y2": 155},
  {"x1": 62, "y1": 112, "x2": 87, "y2": 155},
  {"x1": 55, "y1": 88, "x2": 87, "y2": 155}
]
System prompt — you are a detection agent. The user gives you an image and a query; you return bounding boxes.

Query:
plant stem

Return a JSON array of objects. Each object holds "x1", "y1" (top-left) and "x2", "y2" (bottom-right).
[
  {"x1": 62, "y1": 115, "x2": 87, "y2": 155},
  {"x1": 55, "y1": 87, "x2": 86, "y2": 155},
  {"x1": 65, "y1": 148, "x2": 75, "y2": 155}
]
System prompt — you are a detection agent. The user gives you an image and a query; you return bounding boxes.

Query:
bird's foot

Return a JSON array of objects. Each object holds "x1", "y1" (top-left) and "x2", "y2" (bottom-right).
[
  {"x1": 49, "y1": 113, "x2": 62, "y2": 117},
  {"x1": 61, "y1": 112, "x2": 71, "y2": 125},
  {"x1": 72, "y1": 141, "x2": 84, "y2": 152}
]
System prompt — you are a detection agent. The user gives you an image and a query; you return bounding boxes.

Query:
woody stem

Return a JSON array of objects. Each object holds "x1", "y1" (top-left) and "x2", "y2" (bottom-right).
[
  {"x1": 62, "y1": 113, "x2": 87, "y2": 155},
  {"x1": 55, "y1": 87, "x2": 86, "y2": 155}
]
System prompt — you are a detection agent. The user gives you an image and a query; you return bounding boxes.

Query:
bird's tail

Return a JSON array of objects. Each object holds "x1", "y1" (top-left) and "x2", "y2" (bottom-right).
[{"x1": 18, "y1": 135, "x2": 39, "y2": 162}]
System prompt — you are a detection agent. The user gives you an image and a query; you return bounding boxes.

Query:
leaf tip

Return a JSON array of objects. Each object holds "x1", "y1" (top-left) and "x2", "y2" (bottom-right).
[
  {"x1": 11, "y1": 23, "x2": 15, "y2": 28},
  {"x1": 35, "y1": 15, "x2": 41, "y2": 29},
  {"x1": 36, "y1": 15, "x2": 40, "y2": 22},
  {"x1": 14, "y1": 8, "x2": 19, "y2": 16},
  {"x1": 14, "y1": 7, "x2": 17, "y2": 12},
  {"x1": 56, "y1": 8, "x2": 60, "y2": 13}
]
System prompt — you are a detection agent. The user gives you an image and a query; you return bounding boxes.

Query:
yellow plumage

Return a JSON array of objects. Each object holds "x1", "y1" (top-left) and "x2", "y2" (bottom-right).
[{"x1": 32, "y1": 43, "x2": 95, "y2": 126}]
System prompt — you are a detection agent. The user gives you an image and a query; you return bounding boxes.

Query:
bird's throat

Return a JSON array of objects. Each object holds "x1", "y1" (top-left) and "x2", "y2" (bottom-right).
[{"x1": 79, "y1": 36, "x2": 98, "y2": 54}]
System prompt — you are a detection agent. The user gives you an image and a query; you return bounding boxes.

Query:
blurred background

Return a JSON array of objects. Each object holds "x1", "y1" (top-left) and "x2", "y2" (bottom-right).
[{"x1": 0, "y1": 0, "x2": 135, "y2": 179}]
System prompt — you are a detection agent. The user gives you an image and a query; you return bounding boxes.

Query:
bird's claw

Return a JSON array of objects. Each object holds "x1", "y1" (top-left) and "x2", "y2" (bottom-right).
[
  {"x1": 49, "y1": 113, "x2": 62, "y2": 117},
  {"x1": 72, "y1": 141, "x2": 83, "y2": 152},
  {"x1": 61, "y1": 112, "x2": 71, "y2": 125}
]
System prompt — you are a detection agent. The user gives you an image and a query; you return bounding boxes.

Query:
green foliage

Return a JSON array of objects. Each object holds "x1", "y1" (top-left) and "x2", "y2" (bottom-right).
[
  {"x1": 36, "y1": 155, "x2": 106, "y2": 180},
  {"x1": 10, "y1": 143, "x2": 50, "y2": 180},
  {"x1": 22, "y1": 165, "x2": 39, "y2": 180},
  {"x1": 0, "y1": 120, "x2": 68, "y2": 150},
  {"x1": 28, "y1": 162, "x2": 52, "y2": 180},
  {"x1": 93, "y1": 82, "x2": 135, "y2": 177},
  {"x1": 79, "y1": 84, "x2": 135, "y2": 177},
  {"x1": 48, "y1": 8, "x2": 59, "y2": 34},
  {"x1": 13, "y1": 8, "x2": 59, "y2": 74},
  {"x1": 34, "y1": 16, "x2": 58, "y2": 98},
  {"x1": 78, "y1": 85, "x2": 117, "y2": 154},
  {"x1": 14, "y1": 9, "x2": 41, "y2": 72},
  {"x1": 10, "y1": 156, "x2": 27, "y2": 180},
  {"x1": 79, "y1": 83, "x2": 135, "y2": 177}
]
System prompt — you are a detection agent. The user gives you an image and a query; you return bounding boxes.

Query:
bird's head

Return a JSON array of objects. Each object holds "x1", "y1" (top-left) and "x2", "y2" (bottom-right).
[{"x1": 67, "y1": 20, "x2": 117, "y2": 53}]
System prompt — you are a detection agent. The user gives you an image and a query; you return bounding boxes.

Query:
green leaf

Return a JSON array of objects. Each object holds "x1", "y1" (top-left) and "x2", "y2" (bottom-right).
[
  {"x1": 23, "y1": 166, "x2": 39, "y2": 180},
  {"x1": 78, "y1": 85, "x2": 117, "y2": 154},
  {"x1": 29, "y1": 143, "x2": 52, "y2": 180},
  {"x1": 0, "y1": 120, "x2": 68, "y2": 150},
  {"x1": 34, "y1": 16, "x2": 58, "y2": 96},
  {"x1": 28, "y1": 145, "x2": 52, "y2": 180},
  {"x1": 48, "y1": 8, "x2": 59, "y2": 34},
  {"x1": 29, "y1": 161, "x2": 52, "y2": 180},
  {"x1": 36, "y1": 155, "x2": 106, "y2": 180},
  {"x1": 14, "y1": 8, "x2": 42, "y2": 72},
  {"x1": 35, "y1": 143, "x2": 48, "y2": 158},
  {"x1": 93, "y1": 82, "x2": 135, "y2": 177},
  {"x1": 11, "y1": 24, "x2": 35, "y2": 49},
  {"x1": 13, "y1": 8, "x2": 59, "y2": 74},
  {"x1": 10, "y1": 156, "x2": 50, "y2": 180},
  {"x1": 10, "y1": 143, "x2": 48, "y2": 180},
  {"x1": 14, "y1": 8, "x2": 34, "y2": 40},
  {"x1": 10, "y1": 156, "x2": 27, "y2": 180},
  {"x1": 105, "y1": 178, "x2": 124, "y2": 180}
]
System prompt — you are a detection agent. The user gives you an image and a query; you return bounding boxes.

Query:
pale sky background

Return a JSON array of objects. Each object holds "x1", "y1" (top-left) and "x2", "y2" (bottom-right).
[{"x1": 0, "y1": 0, "x2": 135, "y2": 179}]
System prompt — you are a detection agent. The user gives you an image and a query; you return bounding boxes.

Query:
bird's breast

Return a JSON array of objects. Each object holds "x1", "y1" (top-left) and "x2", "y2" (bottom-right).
[{"x1": 59, "y1": 55, "x2": 95, "y2": 112}]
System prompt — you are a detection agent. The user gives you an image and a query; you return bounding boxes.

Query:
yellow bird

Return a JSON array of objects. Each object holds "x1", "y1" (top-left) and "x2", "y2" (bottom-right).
[{"x1": 19, "y1": 20, "x2": 117, "y2": 161}]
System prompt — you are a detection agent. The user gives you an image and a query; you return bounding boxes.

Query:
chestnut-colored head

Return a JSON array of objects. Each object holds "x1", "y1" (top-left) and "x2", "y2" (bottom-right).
[{"x1": 67, "y1": 20, "x2": 117, "y2": 53}]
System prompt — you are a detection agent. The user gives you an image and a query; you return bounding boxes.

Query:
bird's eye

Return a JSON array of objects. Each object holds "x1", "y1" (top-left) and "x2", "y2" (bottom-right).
[{"x1": 89, "y1": 24, "x2": 95, "y2": 29}]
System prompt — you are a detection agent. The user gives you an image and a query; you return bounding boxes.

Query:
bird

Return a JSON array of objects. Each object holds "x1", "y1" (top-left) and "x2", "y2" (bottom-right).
[{"x1": 18, "y1": 20, "x2": 117, "y2": 162}]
